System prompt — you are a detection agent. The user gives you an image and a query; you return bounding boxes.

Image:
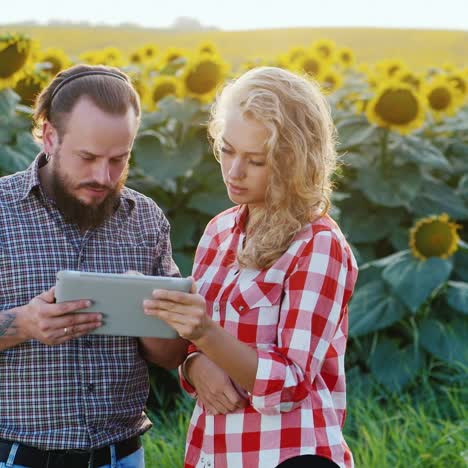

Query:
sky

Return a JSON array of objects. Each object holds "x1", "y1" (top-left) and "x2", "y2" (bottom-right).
[{"x1": 3, "y1": 0, "x2": 468, "y2": 31}]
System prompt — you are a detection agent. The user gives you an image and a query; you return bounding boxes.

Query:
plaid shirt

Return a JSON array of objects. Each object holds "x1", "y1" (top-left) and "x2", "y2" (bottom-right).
[
  {"x1": 180, "y1": 205, "x2": 358, "y2": 468},
  {"x1": 0, "y1": 154, "x2": 177, "y2": 450}
]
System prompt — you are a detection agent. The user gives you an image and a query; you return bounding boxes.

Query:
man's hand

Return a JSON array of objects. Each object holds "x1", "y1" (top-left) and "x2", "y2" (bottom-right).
[
  {"x1": 15, "y1": 287, "x2": 102, "y2": 345},
  {"x1": 186, "y1": 353, "x2": 248, "y2": 415}
]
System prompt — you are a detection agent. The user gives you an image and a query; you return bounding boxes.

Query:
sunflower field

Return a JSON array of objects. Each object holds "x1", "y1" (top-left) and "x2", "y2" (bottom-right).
[{"x1": 1, "y1": 31, "x2": 467, "y2": 394}]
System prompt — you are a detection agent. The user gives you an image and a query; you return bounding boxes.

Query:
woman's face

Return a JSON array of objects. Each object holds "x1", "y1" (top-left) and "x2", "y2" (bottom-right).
[{"x1": 220, "y1": 109, "x2": 270, "y2": 209}]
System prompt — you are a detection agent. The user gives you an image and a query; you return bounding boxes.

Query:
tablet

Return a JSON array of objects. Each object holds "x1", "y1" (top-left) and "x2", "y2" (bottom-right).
[{"x1": 55, "y1": 270, "x2": 192, "y2": 338}]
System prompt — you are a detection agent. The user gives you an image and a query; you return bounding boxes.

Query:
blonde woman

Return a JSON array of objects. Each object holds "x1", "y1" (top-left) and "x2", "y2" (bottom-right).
[{"x1": 145, "y1": 67, "x2": 358, "y2": 468}]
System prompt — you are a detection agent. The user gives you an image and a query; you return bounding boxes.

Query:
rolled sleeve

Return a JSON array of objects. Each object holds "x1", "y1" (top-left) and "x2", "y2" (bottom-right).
[{"x1": 250, "y1": 230, "x2": 351, "y2": 415}]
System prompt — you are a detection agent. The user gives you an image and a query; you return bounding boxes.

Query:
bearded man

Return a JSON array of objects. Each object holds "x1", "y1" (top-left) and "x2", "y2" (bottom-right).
[{"x1": 0, "y1": 64, "x2": 187, "y2": 468}]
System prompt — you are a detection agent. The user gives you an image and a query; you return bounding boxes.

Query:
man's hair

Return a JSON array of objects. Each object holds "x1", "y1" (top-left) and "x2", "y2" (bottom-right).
[
  {"x1": 208, "y1": 66, "x2": 338, "y2": 270},
  {"x1": 33, "y1": 64, "x2": 141, "y2": 143}
]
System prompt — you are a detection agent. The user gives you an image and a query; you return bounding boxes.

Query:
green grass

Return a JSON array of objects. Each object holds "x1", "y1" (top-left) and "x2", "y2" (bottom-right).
[{"x1": 142, "y1": 379, "x2": 468, "y2": 467}]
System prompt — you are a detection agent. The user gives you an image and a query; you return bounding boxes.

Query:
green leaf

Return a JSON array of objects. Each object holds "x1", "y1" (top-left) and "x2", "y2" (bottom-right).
[
  {"x1": 369, "y1": 339, "x2": 423, "y2": 392},
  {"x1": 349, "y1": 279, "x2": 408, "y2": 337},
  {"x1": 173, "y1": 251, "x2": 194, "y2": 277},
  {"x1": 411, "y1": 179, "x2": 468, "y2": 220},
  {"x1": 392, "y1": 136, "x2": 451, "y2": 171},
  {"x1": 157, "y1": 97, "x2": 207, "y2": 132},
  {"x1": 14, "y1": 132, "x2": 40, "y2": 162},
  {"x1": 382, "y1": 251, "x2": 453, "y2": 312},
  {"x1": 453, "y1": 248, "x2": 468, "y2": 282},
  {"x1": 419, "y1": 318, "x2": 468, "y2": 365},
  {"x1": 340, "y1": 151, "x2": 374, "y2": 169},
  {"x1": 133, "y1": 132, "x2": 205, "y2": 184},
  {"x1": 336, "y1": 116, "x2": 379, "y2": 150},
  {"x1": 338, "y1": 198, "x2": 404, "y2": 243},
  {"x1": 389, "y1": 226, "x2": 410, "y2": 251},
  {"x1": 456, "y1": 174, "x2": 468, "y2": 200},
  {"x1": 188, "y1": 191, "x2": 233, "y2": 216},
  {"x1": 446, "y1": 281, "x2": 468, "y2": 315},
  {"x1": 0, "y1": 89, "x2": 20, "y2": 119},
  {"x1": 357, "y1": 163, "x2": 422, "y2": 208},
  {"x1": 169, "y1": 212, "x2": 197, "y2": 249},
  {"x1": 0, "y1": 146, "x2": 31, "y2": 174}
]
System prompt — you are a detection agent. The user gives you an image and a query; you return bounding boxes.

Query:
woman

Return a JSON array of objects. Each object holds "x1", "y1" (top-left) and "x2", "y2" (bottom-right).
[{"x1": 144, "y1": 66, "x2": 358, "y2": 468}]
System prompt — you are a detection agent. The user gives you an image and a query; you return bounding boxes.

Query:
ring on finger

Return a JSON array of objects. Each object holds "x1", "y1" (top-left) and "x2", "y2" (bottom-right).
[{"x1": 63, "y1": 327, "x2": 69, "y2": 336}]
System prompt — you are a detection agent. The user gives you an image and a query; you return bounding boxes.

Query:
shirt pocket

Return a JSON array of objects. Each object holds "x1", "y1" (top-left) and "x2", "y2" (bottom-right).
[{"x1": 225, "y1": 281, "x2": 283, "y2": 344}]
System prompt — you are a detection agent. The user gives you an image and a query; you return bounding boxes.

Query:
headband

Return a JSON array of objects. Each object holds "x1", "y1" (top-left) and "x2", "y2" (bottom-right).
[{"x1": 50, "y1": 70, "x2": 128, "y2": 101}]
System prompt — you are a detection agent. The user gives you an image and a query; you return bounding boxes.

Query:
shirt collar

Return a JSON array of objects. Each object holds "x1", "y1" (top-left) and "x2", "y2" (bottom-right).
[
  {"x1": 18, "y1": 152, "x2": 137, "y2": 209},
  {"x1": 233, "y1": 204, "x2": 249, "y2": 232}
]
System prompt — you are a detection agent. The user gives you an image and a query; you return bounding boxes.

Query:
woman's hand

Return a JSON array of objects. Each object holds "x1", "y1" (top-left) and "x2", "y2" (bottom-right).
[
  {"x1": 143, "y1": 278, "x2": 213, "y2": 342},
  {"x1": 186, "y1": 354, "x2": 248, "y2": 415}
]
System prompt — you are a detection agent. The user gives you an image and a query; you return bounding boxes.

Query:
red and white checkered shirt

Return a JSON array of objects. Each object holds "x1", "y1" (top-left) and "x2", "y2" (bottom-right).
[{"x1": 180, "y1": 205, "x2": 358, "y2": 468}]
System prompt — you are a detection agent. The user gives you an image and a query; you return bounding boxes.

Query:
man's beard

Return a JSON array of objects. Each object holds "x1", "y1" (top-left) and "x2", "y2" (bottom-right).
[{"x1": 50, "y1": 158, "x2": 128, "y2": 231}]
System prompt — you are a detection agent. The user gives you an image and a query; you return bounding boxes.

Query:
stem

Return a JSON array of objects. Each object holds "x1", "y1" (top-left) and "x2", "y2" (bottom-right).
[{"x1": 380, "y1": 128, "x2": 390, "y2": 167}]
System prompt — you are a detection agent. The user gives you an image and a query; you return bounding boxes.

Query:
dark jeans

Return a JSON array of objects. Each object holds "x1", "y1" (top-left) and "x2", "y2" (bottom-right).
[{"x1": 276, "y1": 454, "x2": 340, "y2": 468}]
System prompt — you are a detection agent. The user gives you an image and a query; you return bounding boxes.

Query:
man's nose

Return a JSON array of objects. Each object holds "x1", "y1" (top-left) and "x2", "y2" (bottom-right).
[{"x1": 93, "y1": 163, "x2": 111, "y2": 186}]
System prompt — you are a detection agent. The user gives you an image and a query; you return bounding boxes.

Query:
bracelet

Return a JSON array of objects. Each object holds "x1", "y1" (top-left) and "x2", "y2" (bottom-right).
[{"x1": 181, "y1": 351, "x2": 202, "y2": 388}]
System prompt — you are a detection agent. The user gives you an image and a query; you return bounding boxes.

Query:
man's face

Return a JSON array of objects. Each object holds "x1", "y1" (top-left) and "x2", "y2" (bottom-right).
[{"x1": 44, "y1": 97, "x2": 139, "y2": 229}]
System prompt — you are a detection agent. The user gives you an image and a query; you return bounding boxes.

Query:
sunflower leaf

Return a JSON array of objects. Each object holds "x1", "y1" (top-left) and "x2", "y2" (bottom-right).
[
  {"x1": 0, "y1": 89, "x2": 20, "y2": 120},
  {"x1": 357, "y1": 163, "x2": 422, "y2": 207},
  {"x1": 411, "y1": 179, "x2": 468, "y2": 220},
  {"x1": 132, "y1": 132, "x2": 205, "y2": 184},
  {"x1": 446, "y1": 281, "x2": 468, "y2": 315},
  {"x1": 419, "y1": 317, "x2": 468, "y2": 366},
  {"x1": 392, "y1": 136, "x2": 451, "y2": 171},
  {"x1": 349, "y1": 279, "x2": 409, "y2": 337},
  {"x1": 382, "y1": 251, "x2": 453, "y2": 312},
  {"x1": 0, "y1": 146, "x2": 31, "y2": 174},
  {"x1": 369, "y1": 339, "x2": 423, "y2": 392},
  {"x1": 336, "y1": 116, "x2": 379, "y2": 150}
]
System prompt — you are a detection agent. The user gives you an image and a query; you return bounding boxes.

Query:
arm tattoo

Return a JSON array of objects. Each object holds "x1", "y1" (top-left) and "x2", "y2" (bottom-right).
[{"x1": 0, "y1": 312, "x2": 17, "y2": 337}]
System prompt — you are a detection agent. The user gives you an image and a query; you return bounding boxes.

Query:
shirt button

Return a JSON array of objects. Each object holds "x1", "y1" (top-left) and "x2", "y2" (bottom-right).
[
  {"x1": 213, "y1": 304, "x2": 220, "y2": 313},
  {"x1": 239, "y1": 305, "x2": 244, "y2": 311},
  {"x1": 84, "y1": 339, "x2": 92, "y2": 348},
  {"x1": 87, "y1": 383, "x2": 95, "y2": 393}
]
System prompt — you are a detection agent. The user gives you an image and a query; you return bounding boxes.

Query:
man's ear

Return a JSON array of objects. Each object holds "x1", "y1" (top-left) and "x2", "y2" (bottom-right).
[{"x1": 42, "y1": 121, "x2": 59, "y2": 156}]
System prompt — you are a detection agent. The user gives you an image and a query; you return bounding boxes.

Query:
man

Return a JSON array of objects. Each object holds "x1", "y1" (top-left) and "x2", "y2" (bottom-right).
[{"x1": 0, "y1": 64, "x2": 187, "y2": 468}]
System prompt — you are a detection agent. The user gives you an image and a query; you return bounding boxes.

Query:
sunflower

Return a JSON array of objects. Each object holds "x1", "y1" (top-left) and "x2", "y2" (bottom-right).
[
  {"x1": 334, "y1": 47, "x2": 355, "y2": 69},
  {"x1": 376, "y1": 59, "x2": 407, "y2": 78},
  {"x1": 99, "y1": 47, "x2": 124, "y2": 67},
  {"x1": 38, "y1": 48, "x2": 71, "y2": 76},
  {"x1": 446, "y1": 72, "x2": 467, "y2": 101},
  {"x1": 146, "y1": 75, "x2": 182, "y2": 110},
  {"x1": 284, "y1": 46, "x2": 308, "y2": 66},
  {"x1": 0, "y1": 32, "x2": 34, "y2": 89},
  {"x1": 181, "y1": 52, "x2": 229, "y2": 103},
  {"x1": 291, "y1": 50, "x2": 325, "y2": 79},
  {"x1": 423, "y1": 76, "x2": 461, "y2": 120},
  {"x1": 409, "y1": 213, "x2": 461, "y2": 260},
  {"x1": 129, "y1": 50, "x2": 144, "y2": 65},
  {"x1": 366, "y1": 81, "x2": 427, "y2": 134},
  {"x1": 238, "y1": 57, "x2": 266, "y2": 74},
  {"x1": 321, "y1": 68, "x2": 344, "y2": 94},
  {"x1": 311, "y1": 39, "x2": 336, "y2": 61},
  {"x1": 79, "y1": 50, "x2": 104, "y2": 65},
  {"x1": 14, "y1": 67, "x2": 49, "y2": 106},
  {"x1": 137, "y1": 44, "x2": 159, "y2": 61},
  {"x1": 128, "y1": 71, "x2": 149, "y2": 105},
  {"x1": 397, "y1": 70, "x2": 422, "y2": 90},
  {"x1": 197, "y1": 41, "x2": 218, "y2": 55},
  {"x1": 159, "y1": 47, "x2": 188, "y2": 70}
]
